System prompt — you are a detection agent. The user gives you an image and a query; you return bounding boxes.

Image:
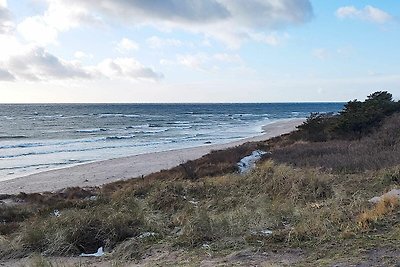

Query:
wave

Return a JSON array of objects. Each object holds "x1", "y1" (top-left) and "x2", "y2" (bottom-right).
[
  {"x1": 165, "y1": 121, "x2": 191, "y2": 125},
  {"x1": 99, "y1": 113, "x2": 140, "y2": 118},
  {"x1": 0, "y1": 159, "x2": 87, "y2": 171},
  {"x1": 0, "y1": 137, "x2": 183, "y2": 159},
  {"x1": 0, "y1": 142, "x2": 45, "y2": 149},
  {"x1": 106, "y1": 135, "x2": 135, "y2": 140},
  {"x1": 168, "y1": 126, "x2": 193, "y2": 130},
  {"x1": 76, "y1": 128, "x2": 107, "y2": 133},
  {"x1": 1, "y1": 116, "x2": 14, "y2": 120},
  {"x1": 0, "y1": 135, "x2": 28, "y2": 140},
  {"x1": 148, "y1": 123, "x2": 163, "y2": 128},
  {"x1": 41, "y1": 114, "x2": 64, "y2": 118},
  {"x1": 107, "y1": 128, "x2": 169, "y2": 139},
  {"x1": 0, "y1": 137, "x2": 106, "y2": 150},
  {"x1": 125, "y1": 124, "x2": 149, "y2": 129}
]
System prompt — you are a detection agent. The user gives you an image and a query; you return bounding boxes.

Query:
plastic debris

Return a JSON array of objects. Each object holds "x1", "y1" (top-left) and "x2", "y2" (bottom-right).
[
  {"x1": 80, "y1": 247, "x2": 104, "y2": 257},
  {"x1": 138, "y1": 232, "x2": 157, "y2": 239},
  {"x1": 85, "y1": 195, "x2": 98, "y2": 201},
  {"x1": 251, "y1": 229, "x2": 273, "y2": 236},
  {"x1": 260, "y1": 230, "x2": 273, "y2": 236},
  {"x1": 202, "y1": 244, "x2": 211, "y2": 249},
  {"x1": 52, "y1": 209, "x2": 61, "y2": 217},
  {"x1": 237, "y1": 150, "x2": 269, "y2": 173},
  {"x1": 188, "y1": 200, "x2": 199, "y2": 205}
]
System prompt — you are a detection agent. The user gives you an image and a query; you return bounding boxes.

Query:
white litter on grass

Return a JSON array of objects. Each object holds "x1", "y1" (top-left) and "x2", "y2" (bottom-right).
[
  {"x1": 369, "y1": 189, "x2": 400, "y2": 204},
  {"x1": 86, "y1": 195, "x2": 97, "y2": 201},
  {"x1": 260, "y1": 230, "x2": 273, "y2": 236},
  {"x1": 80, "y1": 247, "x2": 104, "y2": 257},
  {"x1": 188, "y1": 200, "x2": 199, "y2": 205},
  {"x1": 52, "y1": 209, "x2": 61, "y2": 217},
  {"x1": 251, "y1": 230, "x2": 273, "y2": 236},
  {"x1": 138, "y1": 232, "x2": 157, "y2": 239},
  {"x1": 202, "y1": 244, "x2": 211, "y2": 249},
  {"x1": 237, "y1": 150, "x2": 269, "y2": 174}
]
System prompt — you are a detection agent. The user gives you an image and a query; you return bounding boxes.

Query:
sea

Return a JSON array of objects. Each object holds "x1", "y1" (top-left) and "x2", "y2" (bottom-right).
[{"x1": 0, "y1": 103, "x2": 344, "y2": 181}]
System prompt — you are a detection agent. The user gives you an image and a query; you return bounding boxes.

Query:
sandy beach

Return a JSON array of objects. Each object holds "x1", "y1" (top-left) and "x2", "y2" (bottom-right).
[{"x1": 0, "y1": 119, "x2": 304, "y2": 194}]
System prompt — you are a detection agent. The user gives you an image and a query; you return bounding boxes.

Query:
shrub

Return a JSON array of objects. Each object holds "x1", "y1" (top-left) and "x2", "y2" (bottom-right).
[
  {"x1": 294, "y1": 91, "x2": 400, "y2": 141},
  {"x1": 272, "y1": 113, "x2": 400, "y2": 173}
]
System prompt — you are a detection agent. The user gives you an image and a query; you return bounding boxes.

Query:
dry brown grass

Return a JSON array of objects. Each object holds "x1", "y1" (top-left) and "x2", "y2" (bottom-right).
[
  {"x1": 271, "y1": 114, "x2": 400, "y2": 173},
  {"x1": 357, "y1": 196, "x2": 399, "y2": 229}
]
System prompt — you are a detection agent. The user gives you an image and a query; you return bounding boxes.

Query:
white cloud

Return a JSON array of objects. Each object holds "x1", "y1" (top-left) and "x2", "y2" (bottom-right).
[
  {"x1": 74, "y1": 0, "x2": 230, "y2": 24},
  {"x1": 336, "y1": 5, "x2": 392, "y2": 24},
  {"x1": 0, "y1": 35, "x2": 24, "y2": 60},
  {"x1": 116, "y1": 38, "x2": 139, "y2": 52},
  {"x1": 248, "y1": 31, "x2": 287, "y2": 46},
  {"x1": 0, "y1": 67, "x2": 14, "y2": 81},
  {"x1": 5, "y1": 46, "x2": 92, "y2": 80},
  {"x1": 146, "y1": 36, "x2": 183, "y2": 49},
  {"x1": 17, "y1": 16, "x2": 58, "y2": 45},
  {"x1": 177, "y1": 53, "x2": 210, "y2": 69},
  {"x1": 17, "y1": 0, "x2": 101, "y2": 44},
  {"x1": 0, "y1": 0, "x2": 13, "y2": 34},
  {"x1": 219, "y1": 0, "x2": 313, "y2": 28},
  {"x1": 96, "y1": 58, "x2": 162, "y2": 81},
  {"x1": 0, "y1": 46, "x2": 162, "y2": 82},
  {"x1": 68, "y1": 0, "x2": 313, "y2": 48}
]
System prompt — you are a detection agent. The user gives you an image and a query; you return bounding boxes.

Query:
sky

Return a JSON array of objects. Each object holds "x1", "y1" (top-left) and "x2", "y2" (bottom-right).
[{"x1": 0, "y1": 0, "x2": 399, "y2": 103}]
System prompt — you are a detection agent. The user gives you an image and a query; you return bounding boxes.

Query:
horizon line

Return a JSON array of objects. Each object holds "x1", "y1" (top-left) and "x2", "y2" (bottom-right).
[{"x1": 0, "y1": 101, "x2": 346, "y2": 105}]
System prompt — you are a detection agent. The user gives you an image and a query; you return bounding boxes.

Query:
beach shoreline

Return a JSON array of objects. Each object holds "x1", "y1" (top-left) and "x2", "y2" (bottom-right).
[{"x1": 0, "y1": 118, "x2": 304, "y2": 195}]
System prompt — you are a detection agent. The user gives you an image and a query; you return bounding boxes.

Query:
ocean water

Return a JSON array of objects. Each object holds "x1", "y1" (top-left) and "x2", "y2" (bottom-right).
[{"x1": 0, "y1": 103, "x2": 343, "y2": 181}]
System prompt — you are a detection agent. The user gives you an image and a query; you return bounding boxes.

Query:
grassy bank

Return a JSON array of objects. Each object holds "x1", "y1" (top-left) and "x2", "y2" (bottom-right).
[{"x1": 1, "y1": 92, "x2": 399, "y2": 266}]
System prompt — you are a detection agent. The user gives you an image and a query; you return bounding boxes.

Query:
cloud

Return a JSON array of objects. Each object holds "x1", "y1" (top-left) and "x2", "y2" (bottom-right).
[
  {"x1": 75, "y1": 0, "x2": 230, "y2": 24},
  {"x1": 0, "y1": 0, "x2": 13, "y2": 34},
  {"x1": 168, "y1": 52, "x2": 243, "y2": 70},
  {"x1": 13, "y1": 0, "x2": 313, "y2": 48},
  {"x1": 116, "y1": 38, "x2": 140, "y2": 52},
  {"x1": 0, "y1": 67, "x2": 14, "y2": 81},
  {"x1": 17, "y1": 0, "x2": 102, "y2": 44},
  {"x1": 5, "y1": 47, "x2": 92, "y2": 80},
  {"x1": 96, "y1": 58, "x2": 163, "y2": 81},
  {"x1": 146, "y1": 36, "x2": 183, "y2": 49},
  {"x1": 17, "y1": 16, "x2": 58, "y2": 45},
  {"x1": 177, "y1": 53, "x2": 209, "y2": 69},
  {"x1": 336, "y1": 5, "x2": 392, "y2": 24},
  {"x1": 69, "y1": 0, "x2": 313, "y2": 48},
  {"x1": 0, "y1": 46, "x2": 162, "y2": 82},
  {"x1": 219, "y1": 0, "x2": 313, "y2": 28}
]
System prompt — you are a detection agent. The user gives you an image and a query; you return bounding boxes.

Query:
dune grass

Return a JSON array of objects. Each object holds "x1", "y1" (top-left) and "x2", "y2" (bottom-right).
[{"x1": 1, "y1": 156, "x2": 399, "y2": 265}]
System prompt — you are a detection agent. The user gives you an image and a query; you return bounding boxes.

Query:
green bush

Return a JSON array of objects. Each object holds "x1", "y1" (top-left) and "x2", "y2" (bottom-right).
[{"x1": 296, "y1": 91, "x2": 400, "y2": 141}]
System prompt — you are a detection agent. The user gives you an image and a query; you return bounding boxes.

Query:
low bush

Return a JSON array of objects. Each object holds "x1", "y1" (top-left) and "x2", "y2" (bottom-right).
[{"x1": 294, "y1": 91, "x2": 400, "y2": 141}]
